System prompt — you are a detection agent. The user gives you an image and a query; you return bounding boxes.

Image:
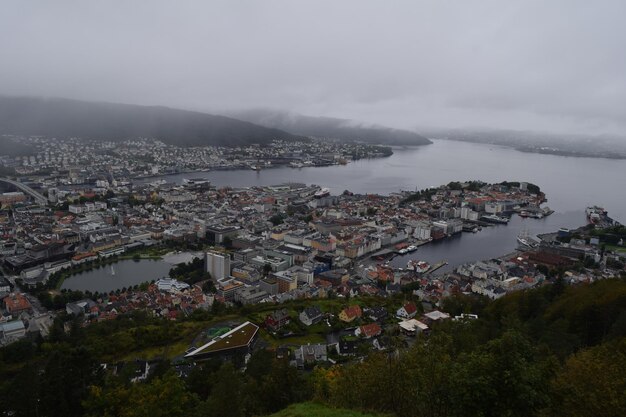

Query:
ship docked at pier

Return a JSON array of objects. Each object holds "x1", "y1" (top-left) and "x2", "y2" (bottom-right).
[{"x1": 480, "y1": 214, "x2": 510, "y2": 224}]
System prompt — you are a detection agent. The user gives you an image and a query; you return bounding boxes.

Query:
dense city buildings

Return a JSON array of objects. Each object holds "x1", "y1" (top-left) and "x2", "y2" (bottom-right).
[{"x1": 0, "y1": 166, "x2": 623, "y2": 349}]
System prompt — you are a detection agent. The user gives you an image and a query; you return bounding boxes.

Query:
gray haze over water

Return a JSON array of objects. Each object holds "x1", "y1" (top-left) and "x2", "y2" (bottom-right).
[{"x1": 2, "y1": 1, "x2": 626, "y2": 136}]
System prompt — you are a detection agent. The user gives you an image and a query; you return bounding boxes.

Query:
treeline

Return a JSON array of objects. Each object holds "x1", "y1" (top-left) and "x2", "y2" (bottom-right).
[
  {"x1": 399, "y1": 188, "x2": 438, "y2": 205},
  {"x1": 499, "y1": 180, "x2": 541, "y2": 194},
  {"x1": 399, "y1": 180, "x2": 491, "y2": 205},
  {"x1": 168, "y1": 257, "x2": 211, "y2": 285},
  {"x1": 590, "y1": 225, "x2": 626, "y2": 245},
  {"x1": 84, "y1": 351, "x2": 310, "y2": 417}
]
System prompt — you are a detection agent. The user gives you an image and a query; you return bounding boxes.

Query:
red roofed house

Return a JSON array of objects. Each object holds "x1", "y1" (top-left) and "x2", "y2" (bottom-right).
[
  {"x1": 355, "y1": 323, "x2": 382, "y2": 339},
  {"x1": 265, "y1": 308, "x2": 290, "y2": 332},
  {"x1": 339, "y1": 305, "x2": 362, "y2": 323},
  {"x1": 396, "y1": 302, "x2": 418, "y2": 319}
]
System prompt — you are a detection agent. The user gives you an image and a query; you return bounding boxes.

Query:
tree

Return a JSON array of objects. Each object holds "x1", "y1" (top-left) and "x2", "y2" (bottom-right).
[
  {"x1": 546, "y1": 338, "x2": 626, "y2": 417},
  {"x1": 84, "y1": 371, "x2": 194, "y2": 417},
  {"x1": 185, "y1": 359, "x2": 222, "y2": 400},
  {"x1": 193, "y1": 363, "x2": 243, "y2": 417},
  {"x1": 453, "y1": 330, "x2": 554, "y2": 417},
  {"x1": 245, "y1": 350, "x2": 274, "y2": 382},
  {"x1": 447, "y1": 181, "x2": 463, "y2": 190},
  {"x1": 255, "y1": 359, "x2": 309, "y2": 414},
  {"x1": 269, "y1": 214, "x2": 284, "y2": 226}
]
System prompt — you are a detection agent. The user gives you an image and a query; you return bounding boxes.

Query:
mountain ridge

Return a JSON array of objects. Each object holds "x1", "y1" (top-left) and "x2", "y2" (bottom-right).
[
  {"x1": 0, "y1": 96, "x2": 306, "y2": 147},
  {"x1": 231, "y1": 108, "x2": 432, "y2": 146}
]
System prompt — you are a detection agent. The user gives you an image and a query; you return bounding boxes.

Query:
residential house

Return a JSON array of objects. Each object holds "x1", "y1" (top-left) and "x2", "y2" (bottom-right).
[
  {"x1": 66, "y1": 299, "x2": 98, "y2": 316},
  {"x1": 398, "y1": 319, "x2": 429, "y2": 336},
  {"x1": 365, "y1": 306, "x2": 388, "y2": 322},
  {"x1": 294, "y1": 343, "x2": 327, "y2": 369},
  {"x1": 265, "y1": 308, "x2": 290, "y2": 332},
  {"x1": 339, "y1": 305, "x2": 362, "y2": 323},
  {"x1": 422, "y1": 310, "x2": 451, "y2": 324},
  {"x1": 355, "y1": 323, "x2": 382, "y2": 339},
  {"x1": 396, "y1": 302, "x2": 418, "y2": 319},
  {"x1": 299, "y1": 306, "x2": 323, "y2": 326}
]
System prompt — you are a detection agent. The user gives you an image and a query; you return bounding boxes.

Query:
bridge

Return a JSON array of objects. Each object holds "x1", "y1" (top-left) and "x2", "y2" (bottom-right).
[{"x1": 0, "y1": 177, "x2": 48, "y2": 205}]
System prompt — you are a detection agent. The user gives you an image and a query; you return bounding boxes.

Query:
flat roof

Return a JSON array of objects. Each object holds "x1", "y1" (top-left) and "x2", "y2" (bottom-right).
[
  {"x1": 399, "y1": 319, "x2": 429, "y2": 332},
  {"x1": 424, "y1": 310, "x2": 451, "y2": 321},
  {"x1": 185, "y1": 321, "x2": 259, "y2": 358}
]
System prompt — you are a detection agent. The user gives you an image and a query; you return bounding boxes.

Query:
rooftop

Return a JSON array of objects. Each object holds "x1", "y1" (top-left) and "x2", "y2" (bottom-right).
[{"x1": 185, "y1": 321, "x2": 259, "y2": 357}]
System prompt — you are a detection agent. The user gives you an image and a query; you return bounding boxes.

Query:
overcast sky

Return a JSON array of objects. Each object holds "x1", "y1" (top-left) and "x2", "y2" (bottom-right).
[{"x1": 1, "y1": 1, "x2": 625, "y2": 135}]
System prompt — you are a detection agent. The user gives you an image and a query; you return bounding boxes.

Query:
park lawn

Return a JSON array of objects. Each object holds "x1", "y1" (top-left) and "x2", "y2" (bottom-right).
[
  {"x1": 605, "y1": 244, "x2": 626, "y2": 253},
  {"x1": 112, "y1": 320, "x2": 210, "y2": 362},
  {"x1": 270, "y1": 402, "x2": 390, "y2": 417},
  {"x1": 121, "y1": 339, "x2": 189, "y2": 362},
  {"x1": 97, "y1": 317, "x2": 242, "y2": 362},
  {"x1": 258, "y1": 328, "x2": 326, "y2": 348}
]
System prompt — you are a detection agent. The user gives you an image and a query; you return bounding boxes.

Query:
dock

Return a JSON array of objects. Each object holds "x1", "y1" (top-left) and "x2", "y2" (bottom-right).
[
  {"x1": 426, "y1": 260, "x2": 448, "y2": 275},
  {"x1": 369, "y1": 248, "x2": 396, "y2": 261}
]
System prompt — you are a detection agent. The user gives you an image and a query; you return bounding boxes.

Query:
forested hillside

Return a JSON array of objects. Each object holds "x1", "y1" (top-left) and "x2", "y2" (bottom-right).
[
  {"x1": 1, "y1": 278, "x2": 625, "y2": 417},
  {"x1": 0, "y1": 96, "x2": 305, "y2": 147}
]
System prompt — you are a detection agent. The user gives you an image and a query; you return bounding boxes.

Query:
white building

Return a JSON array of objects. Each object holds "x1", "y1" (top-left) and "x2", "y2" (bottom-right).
[
  {"x1": 413, "y1": 222, "x2": 432, "y2": 240},
  {"x1": 205, "y1": 251, "x2": 231, "y2": 281},
  {"x1": 155, "y1": 278, "x2": 190, "y2": 292}
]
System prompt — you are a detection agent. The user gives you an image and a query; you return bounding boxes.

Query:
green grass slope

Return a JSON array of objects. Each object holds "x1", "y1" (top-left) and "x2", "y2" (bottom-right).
[{"x1": 270, "y1": 402, "x2": 390, "y2": 417}]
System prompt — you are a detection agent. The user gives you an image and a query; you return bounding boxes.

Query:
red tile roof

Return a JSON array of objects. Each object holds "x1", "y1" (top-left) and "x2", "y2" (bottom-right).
[
  {"x1": 403, "y1": 302, "x2": 417, "y2": 315},
  {"x1": 359, "y1": 323, "x2": 382, "y2": 338}
]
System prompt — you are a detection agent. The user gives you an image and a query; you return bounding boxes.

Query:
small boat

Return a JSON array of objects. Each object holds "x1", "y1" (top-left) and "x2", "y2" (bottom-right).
[
  {"x1": 110, "y1": 265, "x2": 116, "y2": 276},
  {"x1": 407, "y1": 245, "x2": 418, "y2": 252},
  {"x1": 398, "y1": 248, "x2": 409, "y2": 255}
]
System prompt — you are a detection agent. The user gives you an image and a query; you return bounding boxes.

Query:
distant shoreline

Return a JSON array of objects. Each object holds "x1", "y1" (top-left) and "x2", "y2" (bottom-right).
[{"x1": 434, "y1": 138, "x2": 626, "y2": 160}]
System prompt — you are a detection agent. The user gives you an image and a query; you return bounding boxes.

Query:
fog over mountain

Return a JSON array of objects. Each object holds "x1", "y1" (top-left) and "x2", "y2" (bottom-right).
[
  {"x1": 1, "y1": 1, "x2": 626, "y2": 139},
  {"x1": 232, "y1": 109, "x2": 431, "y2": 146},
  {"x1": 0, "y1": 96, "x2": 305, "y2": 147}
]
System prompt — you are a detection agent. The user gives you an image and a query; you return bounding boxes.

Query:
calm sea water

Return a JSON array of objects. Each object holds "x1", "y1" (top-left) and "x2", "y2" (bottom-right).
[
  {"x1": 131, "y1": 140, "x2": 626, "y2": 275},
  {"x1": 145, "y1": 140, "x2": 626, "y2": 222}
]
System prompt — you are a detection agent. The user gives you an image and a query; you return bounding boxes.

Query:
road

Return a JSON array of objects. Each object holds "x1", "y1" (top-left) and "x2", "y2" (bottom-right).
[{"x1": 0, "y1": 177, "x2": 48, "y2": 205}]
